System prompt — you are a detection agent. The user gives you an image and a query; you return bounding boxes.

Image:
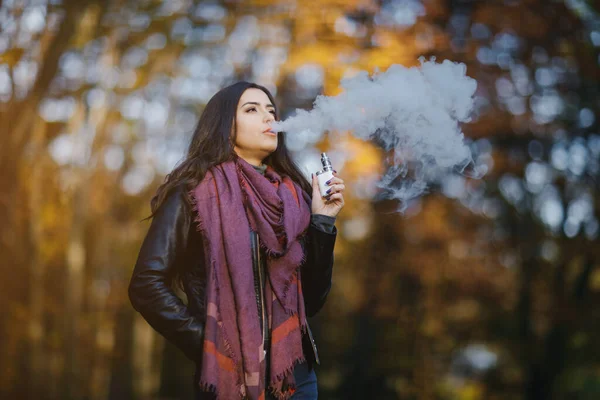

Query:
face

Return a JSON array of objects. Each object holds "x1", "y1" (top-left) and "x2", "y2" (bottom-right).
[{"x1": 233, "y1": 88, "x2": 278, "y2": 166}]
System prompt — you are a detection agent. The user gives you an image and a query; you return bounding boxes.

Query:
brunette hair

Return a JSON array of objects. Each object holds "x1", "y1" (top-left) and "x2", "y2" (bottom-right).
[{"x1": 148, "y1": 81, "x2": 311, "y2": 217}]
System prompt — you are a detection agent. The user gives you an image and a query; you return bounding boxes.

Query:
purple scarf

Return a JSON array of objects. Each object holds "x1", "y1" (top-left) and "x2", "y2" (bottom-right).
[{"x1": 190, "y1": 156, "x2": 311, "y2": 399}]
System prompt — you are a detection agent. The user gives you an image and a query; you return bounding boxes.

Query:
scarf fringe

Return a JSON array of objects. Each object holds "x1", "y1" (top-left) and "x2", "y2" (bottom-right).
[
  {"x1": 188, "y1": 185, "x2": 207, "y2": 237},
  {"x1": 257, "y1": 230, "x2": 307, "y2": 263},
  {"x1": 257, "y1": 235, "x2": 284, "y2": 260},
  {"x1": 197, "y1": 381, "x2": 219, "y2": 398},
  {"x1": 280, "y1": 269, "x2": 299, "y2": 315},
  {"x1": 268, "y1": 356, "x2": 308, "y2": 400},
  {"x1": 197, "y1": 380, "x2": 247, "y2": 400}
]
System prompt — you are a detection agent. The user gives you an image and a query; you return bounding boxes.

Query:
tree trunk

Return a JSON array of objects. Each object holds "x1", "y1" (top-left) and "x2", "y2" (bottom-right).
[{"x1": 25, "y1": 116, "x2": 50, "y2": 399}]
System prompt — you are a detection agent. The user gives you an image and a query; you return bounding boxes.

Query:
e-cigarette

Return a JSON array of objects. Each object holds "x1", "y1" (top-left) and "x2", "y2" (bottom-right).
[{"x1": 316, "y1": 152, "x2": 335, "y2": 198}]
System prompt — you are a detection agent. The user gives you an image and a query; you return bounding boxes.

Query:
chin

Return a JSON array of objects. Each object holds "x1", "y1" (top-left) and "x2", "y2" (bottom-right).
[
  {"x1": 264, "y1": 148, "x2": 277, "y2": 157},
  {"x1": 265, "y1": 140, "x2": 278, "y2": 153}
]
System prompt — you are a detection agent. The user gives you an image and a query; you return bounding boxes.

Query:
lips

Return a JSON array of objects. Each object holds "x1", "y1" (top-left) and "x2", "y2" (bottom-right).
[{"x1": 263, "y1": 128, "x2": 277, "y2": 136}]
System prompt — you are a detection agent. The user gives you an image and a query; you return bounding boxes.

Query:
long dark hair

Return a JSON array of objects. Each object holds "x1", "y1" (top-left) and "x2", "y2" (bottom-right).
[{"x1": 149, "y1": 81, "x2": 312, "y2": 217}]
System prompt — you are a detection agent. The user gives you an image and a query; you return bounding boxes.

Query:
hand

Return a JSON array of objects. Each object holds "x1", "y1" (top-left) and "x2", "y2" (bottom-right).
[{"x1": 311, "y1": 171, "x2": 345, "y2": 218}]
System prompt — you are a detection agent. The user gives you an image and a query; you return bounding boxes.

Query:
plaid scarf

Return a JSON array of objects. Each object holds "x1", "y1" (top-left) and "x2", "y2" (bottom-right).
[{"x1": 190, "y1": 156, "x2": 311, "y2": 399}]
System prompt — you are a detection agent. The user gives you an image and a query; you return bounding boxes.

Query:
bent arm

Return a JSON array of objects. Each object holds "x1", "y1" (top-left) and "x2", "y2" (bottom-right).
[
  {"x1": 128, "y1": 187, "x2": 204, "y2": 361},
  {"x1": 302, "y1": 214, "x2": 337, "y2": 317}
]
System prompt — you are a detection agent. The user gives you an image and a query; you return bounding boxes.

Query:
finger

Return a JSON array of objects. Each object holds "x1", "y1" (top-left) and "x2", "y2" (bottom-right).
[
  {"x1": 311, "y1": 173, "x2": 320, "y2": 194},
  {"x1": 325, "y1": 177, "x2": 344, "y2": 186},
  {"x1": 324, "y1": 193, "x2": 343, "y2": 202},
  {"x1": 325, "y1": 184, "x2": 345, "y2": 195}
]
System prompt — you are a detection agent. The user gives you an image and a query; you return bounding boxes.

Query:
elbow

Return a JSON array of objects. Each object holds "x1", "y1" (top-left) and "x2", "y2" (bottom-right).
[
  {"x1": 128, "y1": 275, "x2": 141, "y2": 312},
  {"x1": 128, "y1": 271, "x2": 148, "y2": 314},
  {"x1": 128, "y1": 257, "x2": 163, "y2": 314}
]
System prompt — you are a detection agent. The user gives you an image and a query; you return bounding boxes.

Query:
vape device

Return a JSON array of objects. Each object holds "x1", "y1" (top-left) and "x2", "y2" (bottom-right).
[{"x1": 316, "y1": 152, "x2": 334, "y2": 198}]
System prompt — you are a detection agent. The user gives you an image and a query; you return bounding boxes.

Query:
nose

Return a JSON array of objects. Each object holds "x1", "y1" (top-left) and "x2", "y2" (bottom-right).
[{"x1": 264, "y1": 111, "x2": 275, "y2": 123}]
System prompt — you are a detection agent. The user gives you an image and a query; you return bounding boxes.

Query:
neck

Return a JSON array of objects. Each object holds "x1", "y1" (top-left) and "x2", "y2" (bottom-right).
[
  {"x1": 233, "y1": 149, "x2": 266, "y2": 167},
  {"x1": 248, "y1": 160, "x2": 265, "y2": 167},
  {"x1": 242, "y1": 158, "x2": 264, "y2": 168}
]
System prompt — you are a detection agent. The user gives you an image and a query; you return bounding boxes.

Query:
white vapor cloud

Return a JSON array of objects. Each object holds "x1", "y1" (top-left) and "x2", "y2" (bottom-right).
[{"x1": 272, "y1": 57, "x2": 480, "y2": 211}]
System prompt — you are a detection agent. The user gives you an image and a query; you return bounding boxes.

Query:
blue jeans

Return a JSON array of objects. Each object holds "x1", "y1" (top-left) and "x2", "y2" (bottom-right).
[{"x1": 266, "y1": 362, "x2": 318, "y2": 400}]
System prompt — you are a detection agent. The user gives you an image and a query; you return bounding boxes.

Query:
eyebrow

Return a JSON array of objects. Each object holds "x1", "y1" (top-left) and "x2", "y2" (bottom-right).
[{"x1": 241, "y1": 102, "x2": 275, "y2": 108}]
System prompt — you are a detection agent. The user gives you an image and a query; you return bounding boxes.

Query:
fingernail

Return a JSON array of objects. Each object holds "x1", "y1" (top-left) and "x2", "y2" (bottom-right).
[
  {"x1": 326, "y1": 179, "x2": 331, "y2": 185},
  {"x1": 326, "y1": 188, "x2": 331, "y2": 194},
  {"x1": 334, "y1": 170, "x2": 337, "y2": 173}
]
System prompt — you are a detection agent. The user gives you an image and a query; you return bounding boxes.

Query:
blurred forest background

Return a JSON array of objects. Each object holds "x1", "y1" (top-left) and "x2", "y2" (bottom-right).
[{"x1": 1, "y1": 0, "x2": 600, "y2": 399}]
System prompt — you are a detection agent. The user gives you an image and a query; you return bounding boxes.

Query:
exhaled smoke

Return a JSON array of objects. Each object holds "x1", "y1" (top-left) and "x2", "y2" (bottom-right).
[{"x1": 272, "y1": 57, "x2": 481, "y2": 211}]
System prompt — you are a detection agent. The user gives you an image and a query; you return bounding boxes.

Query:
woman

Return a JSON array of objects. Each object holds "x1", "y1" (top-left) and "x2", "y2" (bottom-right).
[{"x1": 128, "y1": 81, "x2": 345, "y2": 400}]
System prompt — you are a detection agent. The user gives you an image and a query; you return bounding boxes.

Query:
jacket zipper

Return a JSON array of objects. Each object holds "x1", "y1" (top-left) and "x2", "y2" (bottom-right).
[
  {"x1": 305, "y1": 320, "x2": 320, "y2": 365},
  {"x1": 256, "y1": 235, "x2": 268, "y2": 357}
]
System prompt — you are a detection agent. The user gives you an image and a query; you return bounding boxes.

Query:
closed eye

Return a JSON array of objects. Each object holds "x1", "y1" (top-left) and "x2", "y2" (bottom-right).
[{"x1": 246, "y1": 107, "x2": 276, "y2": 115}]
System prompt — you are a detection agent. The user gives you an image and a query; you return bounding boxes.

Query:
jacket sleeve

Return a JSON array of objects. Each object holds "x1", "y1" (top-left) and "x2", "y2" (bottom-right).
[
  {"x1": 310, "y1": 214, "x2": 336, "y2": 233},
  {"x1": 302, "y1": 216, "x2": 337, "y2": 317},
  {"x1": 128, "y1": 187, "x2": 204, "y2": 361}
]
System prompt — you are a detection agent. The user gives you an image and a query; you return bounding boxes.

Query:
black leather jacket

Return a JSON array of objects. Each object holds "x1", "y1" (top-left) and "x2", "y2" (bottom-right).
[{"x1": 128, "y1": 186, "x2": 336, "y2": 368}]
